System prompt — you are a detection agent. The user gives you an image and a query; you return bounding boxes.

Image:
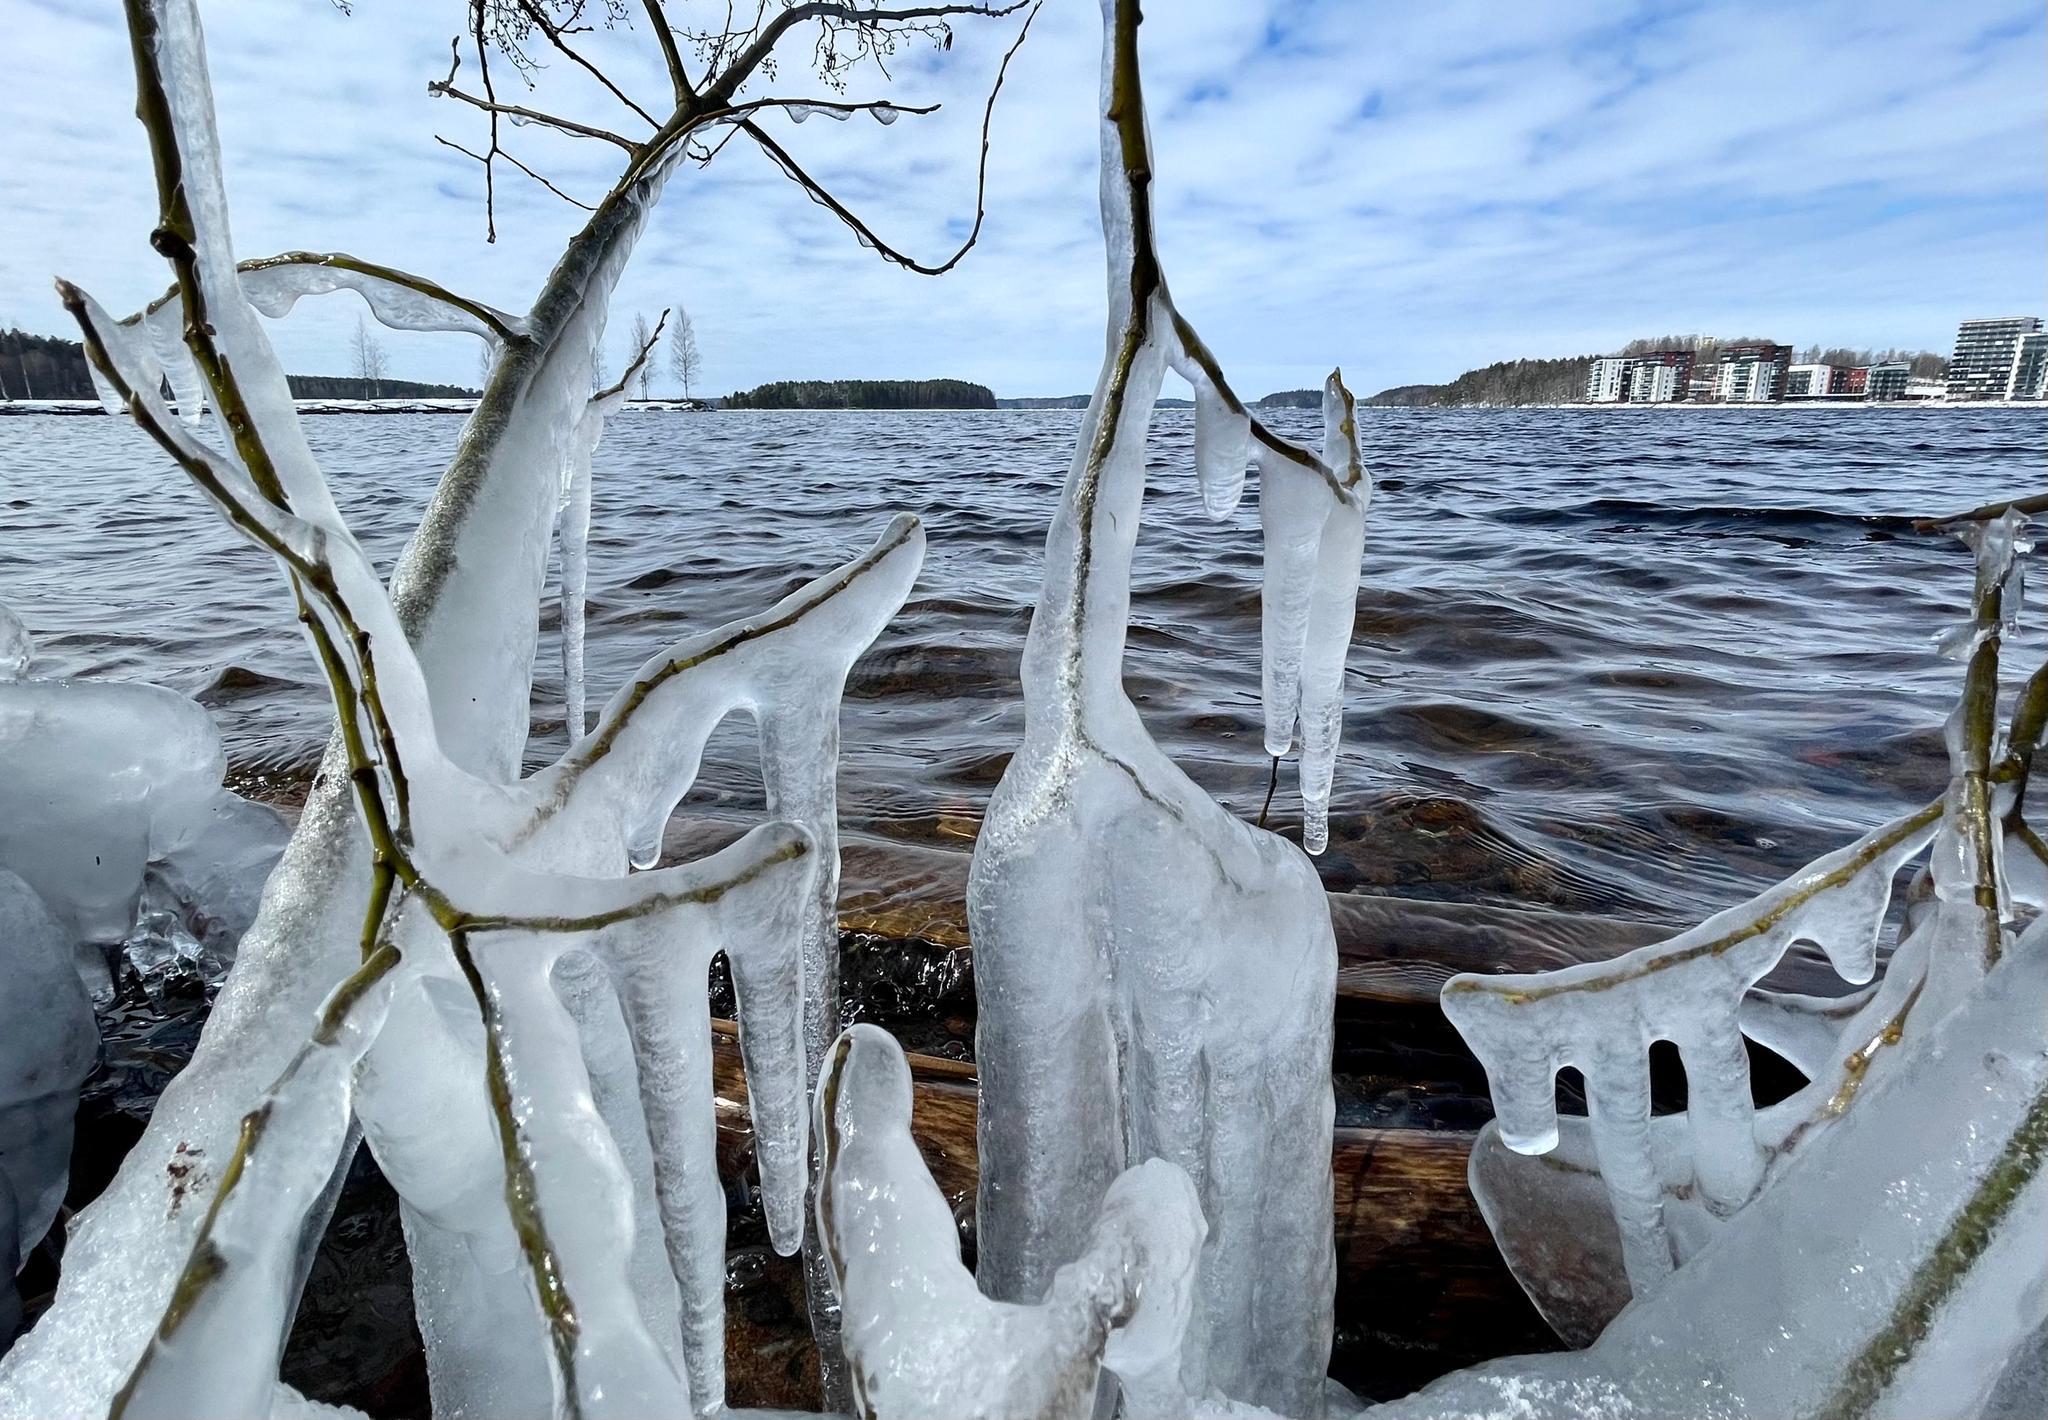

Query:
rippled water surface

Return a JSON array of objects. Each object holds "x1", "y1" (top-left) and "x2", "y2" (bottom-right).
[{"x1": 2, "y1": 405, "x2": 2041, "y2": 925}]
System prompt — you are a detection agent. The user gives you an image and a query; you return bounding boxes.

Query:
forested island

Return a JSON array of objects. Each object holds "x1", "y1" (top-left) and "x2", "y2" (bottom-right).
[{"x1": 725, "y1": 378, "x2": 995, "y2": 409}]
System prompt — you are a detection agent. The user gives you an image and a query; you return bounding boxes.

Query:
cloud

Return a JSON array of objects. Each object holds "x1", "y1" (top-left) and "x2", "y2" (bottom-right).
[{"x1": 2, "y1": 0, "x2": 2041, "y2": 398}]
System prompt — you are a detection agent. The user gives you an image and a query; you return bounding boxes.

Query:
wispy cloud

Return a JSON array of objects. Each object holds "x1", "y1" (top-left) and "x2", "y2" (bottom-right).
[{"x1": 2, "y1": 1, "x2": 2041, "y2": 397}]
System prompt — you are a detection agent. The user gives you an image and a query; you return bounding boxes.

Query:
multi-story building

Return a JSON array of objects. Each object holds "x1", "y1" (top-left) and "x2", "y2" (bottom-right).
[
  {"x1": 1585, "y1": 350, "x2": 1694, "y2": 403},
  {"x1": 1867, "y1": 362, "x2": 1911, "y2": 402},
  {"x1": 1833, "y1": 366, "x2": 1868, "y2": 396},
  {"x1": 2007, "y1": 331, "x2": 2048, "y2": 401},
  {"x1": 1784, "y1": 363, "x2": 1839, "y2": 398},
  {"x1": 1712, "y1": 343, "x2": 1794, "y2": 403},
  {"x1": 1948, "y1": 317, "x2": 2043, "y2": 401}
]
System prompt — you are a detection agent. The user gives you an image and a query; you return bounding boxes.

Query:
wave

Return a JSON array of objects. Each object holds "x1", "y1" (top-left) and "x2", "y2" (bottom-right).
[{"x1": 1489, "y1": 498, "x2": 1922, "y2": 539}]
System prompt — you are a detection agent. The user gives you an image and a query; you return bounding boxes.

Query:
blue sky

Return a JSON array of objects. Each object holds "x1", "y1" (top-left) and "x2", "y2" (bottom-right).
[{"x1": 4, "y1": 0, "x2": 2043, "y2": 397}]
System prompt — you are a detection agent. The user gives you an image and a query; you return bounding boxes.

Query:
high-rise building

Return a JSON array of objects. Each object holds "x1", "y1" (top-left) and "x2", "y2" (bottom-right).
[
  {"x1": 1948, "y1": 317, "x2": 2042, "y2": 401},
  {"x1": 1833, "y1": 366, "x2": 1867, "y2": 396},
  {"x1": 1584, "y1": 350, "x2": 1693, "y2": 403},
  {"x1": 2007, "y1": 331, "x2": 2048, "y2": 401},
  {"x1": 1712, "y1": 343, "x2": 1793, "y2": 403},
  {"x1": 1867, "y1": 362, "x2": 1911, "y2": 402}
]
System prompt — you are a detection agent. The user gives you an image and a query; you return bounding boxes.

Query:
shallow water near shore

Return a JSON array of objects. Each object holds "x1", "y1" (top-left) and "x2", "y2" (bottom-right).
[{"x1": 1, "y1": 404, "x2": 2040, "y2": 923}]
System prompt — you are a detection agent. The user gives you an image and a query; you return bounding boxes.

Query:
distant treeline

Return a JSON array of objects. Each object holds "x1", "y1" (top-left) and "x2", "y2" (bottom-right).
[
  {"x1": 1, "y1": 329, "x2": 94, "y2": 400},
  {"x1": 289, "y1": 374, "x2": 478, "y2": 400},
  {"x1": 2, "y1": 328, "x2": 475, "y2": 403},
  {"x1": 1623, "y1": 334, "x2": 1946, "y2": 379},
  {"x1": 726, "y1": 378, "x2": 995, "y2": 410},
  {"x1": 1368, "y1": 356, "x2": 1596, "y2": 408}
]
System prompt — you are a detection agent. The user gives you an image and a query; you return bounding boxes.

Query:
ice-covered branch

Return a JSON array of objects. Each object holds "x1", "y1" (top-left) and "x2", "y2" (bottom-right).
[
  {"x1": 1442, "y1": 807, "x2": 1937, "y2": 1293},
  {"x1": 966, "y1": 3, "x2": 1360, "y2": 1412},
  {"x1": 1915, "y1": 488, "x2": 2048, "y2": 532},
  {"x1": 1442, "y1": 509, "x2": 2038, "y2": 1346}
]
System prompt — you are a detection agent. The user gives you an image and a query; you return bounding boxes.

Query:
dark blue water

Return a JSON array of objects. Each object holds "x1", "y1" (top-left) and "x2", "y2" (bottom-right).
[{"x1": 0, "y1": 405, "x2": 2041, "y2": 924}]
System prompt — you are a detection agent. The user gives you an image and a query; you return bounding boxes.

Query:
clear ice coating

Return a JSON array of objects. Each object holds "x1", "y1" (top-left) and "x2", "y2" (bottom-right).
[
  {"x1": 816, "y1": 1025, "x2": 1206, "y2": 1420},
  {"x1": 966, "y1": 2, "x2": 1367, "y2": 1415},
  {"x1": 0, "y1": 600, "x2": 285, "y2": 997},
  {"x1": 0, "y1": 870, "x2": 99, "y2": 1346}
]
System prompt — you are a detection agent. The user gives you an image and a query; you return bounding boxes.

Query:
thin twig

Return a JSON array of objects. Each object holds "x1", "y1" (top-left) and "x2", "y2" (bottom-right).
[
  {"x1": 438, "y1": 135, "x2": 597, "y2": 211},
  {"x1": 735, "y1": 0, "x2": 1039, "y2": 277},
  {"x1": 513, "y1": 0, "x2": 663, "y2": 128}
]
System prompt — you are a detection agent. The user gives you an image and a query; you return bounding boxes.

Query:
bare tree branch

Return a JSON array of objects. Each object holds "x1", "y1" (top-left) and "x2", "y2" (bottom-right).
[
  {"x1": 640, "y1": 0, "x2": 696, "y2": 103},
  {"x1": 438, "y1": 134, "x2": 598, "y2": 212},
  {"x1": 702, "y1": 0, "x2": 1029, "y2": 106},
  {"x1": 595, "y1": 308, "x2": 668, "y2": 400},
  {"x1": 512, "y1": 0, "x2": 663, "y2": 128},
  {"x1": 429, "y1": 75, "x2": 640, "y2": 150},
  {"x1": 735, "y1": 0, "x2": 1037, "y2": 277}
]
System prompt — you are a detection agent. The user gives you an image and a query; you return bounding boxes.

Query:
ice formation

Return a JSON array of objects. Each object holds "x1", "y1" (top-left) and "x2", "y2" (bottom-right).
[
  {"x1": 817, "y1": 1025, "x2": 1207, "y2": 1420},
  {"x1": 0, "y1": 603, "x2": 285, "y2": 995},
  {"x1": 0, "y1": 1, "x2": 922, "y2": 1415},
  {"x1": 1420, "y1": 509, "x2": 2048, "y2": 1412},
  {"x1": 967, "y1": 3, "x2": 1368, "y2": 1415},
  {"x1": 0, "y1": 870, "x2": 99, "y2": 1347}
]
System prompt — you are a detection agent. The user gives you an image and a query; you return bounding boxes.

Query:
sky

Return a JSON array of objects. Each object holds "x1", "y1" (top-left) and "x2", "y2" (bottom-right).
[{"x1": 3, "y1": 0, "x2": 2044, "y2": 399}]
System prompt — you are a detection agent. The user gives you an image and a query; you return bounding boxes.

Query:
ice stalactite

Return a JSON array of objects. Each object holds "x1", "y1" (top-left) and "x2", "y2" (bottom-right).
[
  {"x1": 817, "y1": 1025, "x2": 1207, "y2": 1420},
  {"x1": 1422, "y1": 507, "x2": 2048, "y2": 1413},
  {"x1": 968, "y1": 2, "x2": 1367, "y2": 1415},
  {"x1": 550, "y1": 318, "x2": 666, "y2": 750}
]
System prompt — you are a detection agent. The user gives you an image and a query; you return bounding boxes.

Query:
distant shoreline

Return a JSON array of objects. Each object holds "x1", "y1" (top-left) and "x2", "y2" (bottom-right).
[{"x1": 2, "y1": 397, "x2": 2039, "y2": 417}]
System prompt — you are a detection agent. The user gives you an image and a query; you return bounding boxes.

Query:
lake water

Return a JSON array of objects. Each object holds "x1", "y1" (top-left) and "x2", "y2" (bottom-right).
[{"x1": 1, "y1": 405, "x2": 2042, "y2": 928}]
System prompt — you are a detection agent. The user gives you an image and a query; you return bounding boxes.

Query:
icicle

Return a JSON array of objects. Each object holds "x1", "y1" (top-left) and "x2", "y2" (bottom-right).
[
  {"x1": 559, "y1": 407, "x2": 599, "y2": 744},
  {"x1": 236, "y1": 258, "x2": 526, "y2": 342},
  {"x1": 872, "y1": 103, "x2": 901, "y2": 125},
  {"x1": 1256, "y1": 445, "x2": 1323, "y2": 757},
  {"x1": 787, "y1": 102, "x2": 817, "y2": 123},
  {"x1": 1188, "y1": 372, "x2": 1249, "y2": 518}
]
